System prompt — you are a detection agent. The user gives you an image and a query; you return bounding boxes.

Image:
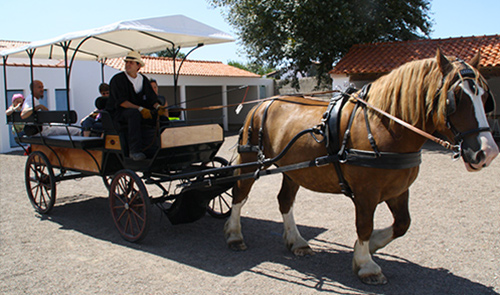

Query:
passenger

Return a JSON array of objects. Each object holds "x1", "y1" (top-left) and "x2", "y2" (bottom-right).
[
  {"x1": 21, "y1": 80, "x2": 81, "y2": 136},
  {"x1": 150, "y1": 78, "x2": 169, "y2": 117},
  {"x1": 98, "y1": 82, "x2": 110, "y2": 97},
  {"x1": 106, "y1": 51, "x2": 167, "y2": 161},
  {"x1": 81, "y1": 83, "x2": 109, "y2": 136},
  {"x1": 5, "y1": 93, "x2": 26, "y2": 136}
]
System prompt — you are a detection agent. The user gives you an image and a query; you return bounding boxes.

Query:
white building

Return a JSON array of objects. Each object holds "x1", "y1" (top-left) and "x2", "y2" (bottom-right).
[{"x1": 1, "y1": 47, "x2": 273, "y2": 153}]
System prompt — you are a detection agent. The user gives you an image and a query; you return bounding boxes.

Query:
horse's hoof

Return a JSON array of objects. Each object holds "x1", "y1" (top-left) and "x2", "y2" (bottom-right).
[
  {"x1": 228, "y1": 240, "x2": 247, "y2": 251},
  {"x1": 359, "y1": 273, "x2": 388, "y2": 285},
  {"x1": 292, "y1": 246, "x2": 314, "y2": 256}
]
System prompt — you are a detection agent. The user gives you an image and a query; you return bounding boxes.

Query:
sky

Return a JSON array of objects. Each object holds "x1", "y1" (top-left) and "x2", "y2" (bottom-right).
[{"x1": 1, "y1": 0, "x2": 499, "y2": 64}]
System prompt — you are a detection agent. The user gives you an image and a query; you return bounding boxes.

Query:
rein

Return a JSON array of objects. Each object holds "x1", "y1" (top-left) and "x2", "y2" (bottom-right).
[
  {"x1": 168, "y1": 93, "x2": 332, "y2": 113},
  {"x1": 349, "y1": 91, "x2": 462, "y2": 156}
]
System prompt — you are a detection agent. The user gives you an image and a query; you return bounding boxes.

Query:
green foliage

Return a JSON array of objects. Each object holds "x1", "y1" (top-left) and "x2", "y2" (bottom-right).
[
  {"x1": 209, "y1": 0, "x2": 432, "y2": 85},
  {"x1": 228, "y1": 60, "x2": 276, "y2": 76},
  {"x1": 148, "y1": 50, "x2": 187, "y2": 59}
]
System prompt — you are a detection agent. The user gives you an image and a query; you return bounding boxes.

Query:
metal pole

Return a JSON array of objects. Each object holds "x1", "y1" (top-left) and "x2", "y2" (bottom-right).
[
  {"x1": 27, "y1": 49, "x2": 37, "y2": 122},
  {"x1": 62, "y1": 41, "x2": 71, "y2": 112},
  {"x1": 101, "y1": 58, "x2": 107, "y2": 83},
  {"x1": 3, "y1": 56, "x2": 8, "y2": 112},
  {"x1": 171, "y1": 43, "x2": 203, "y2": 108}
]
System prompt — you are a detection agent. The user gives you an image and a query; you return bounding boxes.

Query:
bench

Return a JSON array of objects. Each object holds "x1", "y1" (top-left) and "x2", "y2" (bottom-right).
[
  {"x1": 17, "y1": 135, "x2": 104, "y2": 149},
  {"x1": 8, "y1": 110, "x2": 78, "y2": 124},
  {"x1": 7, "y1": 110, "x2": 104, "y2": 149}
]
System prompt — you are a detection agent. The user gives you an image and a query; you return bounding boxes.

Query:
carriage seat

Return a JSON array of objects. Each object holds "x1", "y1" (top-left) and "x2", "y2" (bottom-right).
[
  {"x1": 17, "y1": 134, "x2": 104, "y2": 149},
  {"x1": 8, "y1": 111, "x2": 104, "y2": 149}
]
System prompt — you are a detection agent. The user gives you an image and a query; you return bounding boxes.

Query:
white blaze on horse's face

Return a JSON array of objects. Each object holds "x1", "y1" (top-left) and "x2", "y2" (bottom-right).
[{"x1": 459, "y1": 80, "x2": 499, "y2": 171}]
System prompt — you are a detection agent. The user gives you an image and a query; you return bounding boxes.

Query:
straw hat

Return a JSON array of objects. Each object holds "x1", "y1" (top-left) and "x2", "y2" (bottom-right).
[{"x1": 124, "y1": 51, "x2": 145, "y2": 66}]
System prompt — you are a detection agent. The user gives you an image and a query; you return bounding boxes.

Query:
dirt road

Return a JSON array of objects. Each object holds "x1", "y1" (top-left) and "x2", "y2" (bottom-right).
[{"x1": 1, "y1": 135, "x2": 499, "y2": 294}]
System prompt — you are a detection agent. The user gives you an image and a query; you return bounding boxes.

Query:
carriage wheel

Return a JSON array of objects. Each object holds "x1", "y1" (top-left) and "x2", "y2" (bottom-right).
[
  {"x1": 25, "y1": 151, "x2": 56, "y2": 214},
  {"x1": 109, "y1": 169, "x2": 150, "y2": 242},
  {"x1": 102, "y1": 175, "x2": 113, "y2": 190},
  {"x1": 204, "y1": 157, "x2": 233, "y2": 219}
]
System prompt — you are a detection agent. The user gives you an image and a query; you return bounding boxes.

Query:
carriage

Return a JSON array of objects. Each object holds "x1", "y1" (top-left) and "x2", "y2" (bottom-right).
[
  {"x1": 3, "y1": 15, "x2": 498, "y2": 285},
  {"x1": 2, "y1": 16, "x2": 245, "y2": 242}
]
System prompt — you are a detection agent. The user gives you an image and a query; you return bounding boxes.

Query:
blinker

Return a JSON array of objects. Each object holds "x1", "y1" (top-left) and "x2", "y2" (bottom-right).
[
  {"x1": 459, "y1": 68, "x2": 476, "y2": 78},
  {"x1": 447, "y1": 75, "x2": 495, "y2": 116}
]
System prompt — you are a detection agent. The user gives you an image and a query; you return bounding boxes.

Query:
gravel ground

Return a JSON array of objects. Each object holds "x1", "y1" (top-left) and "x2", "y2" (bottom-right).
[{"x1": 1, "y1": 135, "x2": 499, "y2": 294}]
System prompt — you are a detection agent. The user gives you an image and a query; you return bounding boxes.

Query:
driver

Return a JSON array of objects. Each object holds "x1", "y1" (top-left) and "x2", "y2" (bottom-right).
[{"x1": 106, "y1": 51, "x2": 166, "y2": 161}]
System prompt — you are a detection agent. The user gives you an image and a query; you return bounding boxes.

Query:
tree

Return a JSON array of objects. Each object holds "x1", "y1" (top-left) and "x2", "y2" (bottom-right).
[
  {"x1": 209, "y1": 0, "x2": 432, "y2": 85},
  {"x1": 148, "y1": 50, "x2": 186, "y2": 59},
  {"x1": 228, "y1": 60, "x2": 276, "y2": 76}
]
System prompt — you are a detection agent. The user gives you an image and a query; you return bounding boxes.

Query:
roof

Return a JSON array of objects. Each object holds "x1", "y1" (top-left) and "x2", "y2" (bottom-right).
[
  {"x1": 0, "y1": 40, "x2": 258, "y2": 77},
  {"x1": 105, "y1": 55, "x2": 261, "y2": 78},
  {"x1": 0, "y1": 40, "x2": 65, "y2": 67},
  {"x1": 0, "y1": 40, "x2": 29, "y2": 51},
  {"x1": 0, "y1": 15, "x2": 234, "y2": 60},
  {"x1": 330, "y1": 35, "x2": 500, "y2": 75}
]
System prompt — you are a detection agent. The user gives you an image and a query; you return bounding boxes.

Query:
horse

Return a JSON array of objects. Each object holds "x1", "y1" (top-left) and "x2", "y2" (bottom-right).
[{"x1": 224, "y1": 48, "x2": 499, "y2": 285}]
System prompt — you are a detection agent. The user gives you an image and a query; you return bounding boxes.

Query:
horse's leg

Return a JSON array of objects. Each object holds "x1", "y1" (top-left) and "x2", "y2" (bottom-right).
[
  {"x1": 352, "y1": 198, "x2": 388, "y2": 285},
  {"x1": 224, "y1": 167, "x2": 255, "y2": 251},
  {"x1": 279, "y1": 174, "x2": 314, "y2": 256},
  {"x1": 369, "y1": 190, "x2": 410, "y2": 254}
]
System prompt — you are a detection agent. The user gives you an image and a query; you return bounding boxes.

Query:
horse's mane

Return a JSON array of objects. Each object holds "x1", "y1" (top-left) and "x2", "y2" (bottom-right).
[{"x1": 365, "y1": 56, "x2": 485, "y2": 128}]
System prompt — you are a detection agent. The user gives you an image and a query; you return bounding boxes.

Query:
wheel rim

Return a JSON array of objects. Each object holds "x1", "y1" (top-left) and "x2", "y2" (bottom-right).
[
  {"x1": 109, "y1": 170, "x2": 150, "y2": 242},
  {"x1": 204, "y1": 157, "x2": 233, "y2": 218},
  {"x1": 207, "y1": 190, "x2": 232, "y2": 218},
  {"x1": 25, "y1": 151, "x2": 56, "y2": 214}
]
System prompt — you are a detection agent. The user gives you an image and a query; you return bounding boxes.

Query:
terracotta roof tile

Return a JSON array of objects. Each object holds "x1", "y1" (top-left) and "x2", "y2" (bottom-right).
[
  {"x1": 0, "y1": 40, "x2": 64, "y2": 68},
  {"x1": 331, "y1": 35, "x2": 500, "y2": 74},
  {"x1": 106, "y1": 56, "x2": 261, "y2": 78},
  {"x1": 0, "y1": 40, "x2": 29, "y2": 51}
]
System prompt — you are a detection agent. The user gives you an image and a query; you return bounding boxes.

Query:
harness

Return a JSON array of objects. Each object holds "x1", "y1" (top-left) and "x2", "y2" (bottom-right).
[
  {"x1": 237, "y1": 88, "x2": 421, "y2": 199},
  {"x1": 319, "y1": 85, "x2": 421, "y2": 197},
  {"x1": 237, "y1": 61, "x2": 494, "y2": 198}
]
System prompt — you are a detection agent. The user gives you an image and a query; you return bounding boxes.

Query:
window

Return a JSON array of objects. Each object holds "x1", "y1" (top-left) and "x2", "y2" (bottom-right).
[{"x1": 55, "y1": 89, "x2": 68, "y2": 110}]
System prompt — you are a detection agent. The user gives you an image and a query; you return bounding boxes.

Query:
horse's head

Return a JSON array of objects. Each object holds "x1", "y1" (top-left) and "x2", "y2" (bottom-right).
[{"x1": 434, "y1": 48, "x2": 498, "y2": 171}]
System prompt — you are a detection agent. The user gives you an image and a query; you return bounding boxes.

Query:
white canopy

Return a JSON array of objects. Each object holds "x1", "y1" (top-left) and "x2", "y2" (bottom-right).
[{"x1": 0, "y1": 15, "x2": 234, "y2": 60}]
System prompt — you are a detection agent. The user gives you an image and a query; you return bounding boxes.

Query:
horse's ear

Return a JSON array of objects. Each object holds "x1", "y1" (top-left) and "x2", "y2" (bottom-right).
[
  {"x1": 469, "y1": 50, "x2": 481, "y2": 69},
  {"x1": 436, "y1": 48, "x2": 453, "y2": 75}
]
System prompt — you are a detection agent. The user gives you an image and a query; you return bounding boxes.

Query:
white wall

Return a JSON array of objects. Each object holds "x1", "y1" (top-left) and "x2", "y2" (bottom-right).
[
  {"x1": 1, "y1": 60, "x2": 273, "y2": 153},
  {"x1": 70, "y1": 61, "x2": 118, "y2": 117},
  {"x1": 330, "y1": 74, "x2": 350, "y2": 91},
  {"x1": 0, "y1": 60, "x2": 118, "y2": 153}
]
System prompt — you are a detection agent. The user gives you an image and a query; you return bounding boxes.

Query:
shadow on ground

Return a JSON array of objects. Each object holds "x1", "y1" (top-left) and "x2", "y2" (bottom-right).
[{"x1": 36, "y1": 195, "x2": 498, "y2": 295}]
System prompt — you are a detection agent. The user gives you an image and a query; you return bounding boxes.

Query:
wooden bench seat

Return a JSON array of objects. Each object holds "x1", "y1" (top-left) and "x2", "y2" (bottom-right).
[{"x1": 17, "y1": 135, "x2": 104, "y2": 149}]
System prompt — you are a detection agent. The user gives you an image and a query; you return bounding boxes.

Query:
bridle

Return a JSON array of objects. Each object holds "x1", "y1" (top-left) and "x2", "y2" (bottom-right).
[
  {"x1": 442, "y1": 64, "x2": 494, "y2": 144},
  {"x1": 349, "y1": 63, "x2": 494, "y2": 159}
]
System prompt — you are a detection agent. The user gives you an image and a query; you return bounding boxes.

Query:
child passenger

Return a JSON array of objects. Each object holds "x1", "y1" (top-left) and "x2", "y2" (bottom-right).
[{"x1": 5, "y1": 93, "x2": 26, "y2": 136}]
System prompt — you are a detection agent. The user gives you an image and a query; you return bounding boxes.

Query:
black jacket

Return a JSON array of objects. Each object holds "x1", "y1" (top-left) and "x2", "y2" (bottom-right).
[{"x1": 106, "y1": 72, "x2": 158, "y2": 115}]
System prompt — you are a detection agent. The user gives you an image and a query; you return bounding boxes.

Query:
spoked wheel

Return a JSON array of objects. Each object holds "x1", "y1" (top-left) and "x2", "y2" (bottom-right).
[
  {"x1": 109, "y1": 169, "x2": 151, "y2": 242},
  {"x1": 204, "y1": 157, "x2": 233, "y2": 219},
  {"x1": 102, "y1": 175, "x2": 113, "y2": 190},
  {"x1": 25, "y1": 151, "x2": 56, "y2": 214}
]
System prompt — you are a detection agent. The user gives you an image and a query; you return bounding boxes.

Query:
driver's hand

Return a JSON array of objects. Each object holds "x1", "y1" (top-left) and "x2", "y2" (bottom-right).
[
  {"x1": 157, "y1": 106, "x2": 168, "y2": 117},
  {"x1": 139, "y1": 107, "x2": 152, "y2": 119}
]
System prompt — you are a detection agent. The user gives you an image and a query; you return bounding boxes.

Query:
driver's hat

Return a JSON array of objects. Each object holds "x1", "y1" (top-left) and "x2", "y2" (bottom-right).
[{"x1": 124, "y1": 51, "x2": 145, "y2": 66}]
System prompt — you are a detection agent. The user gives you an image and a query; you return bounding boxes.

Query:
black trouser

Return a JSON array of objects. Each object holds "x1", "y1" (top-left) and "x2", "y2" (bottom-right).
[{"x1": 116, "y1": 108, "x2": 158, "y2": 155}]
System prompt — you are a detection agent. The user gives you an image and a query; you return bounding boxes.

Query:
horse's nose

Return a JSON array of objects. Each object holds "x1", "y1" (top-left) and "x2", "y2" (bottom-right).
[{"x1": 476, "y1": 150, "x2": 486, "y2": 166}]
